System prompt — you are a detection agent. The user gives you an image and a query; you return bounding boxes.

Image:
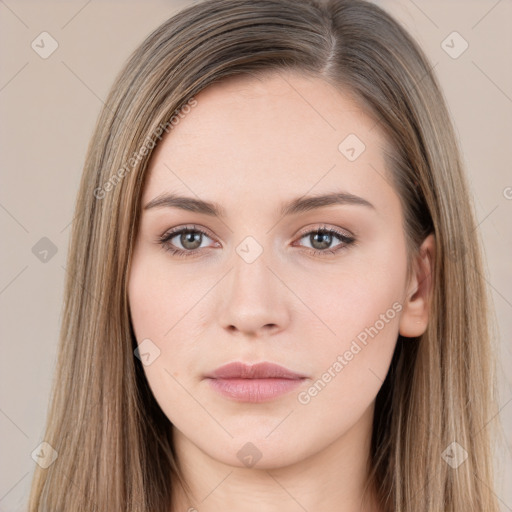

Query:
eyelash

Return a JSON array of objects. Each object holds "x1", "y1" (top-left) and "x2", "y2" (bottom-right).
[{"x1": 157, "y1": 224, "x2": 356, "y2": 259}]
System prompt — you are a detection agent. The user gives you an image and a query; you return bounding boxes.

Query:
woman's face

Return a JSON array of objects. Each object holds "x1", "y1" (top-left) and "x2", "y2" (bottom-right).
[{"x1": 128, "y1": 71, "x2": 429, "y2": 470}]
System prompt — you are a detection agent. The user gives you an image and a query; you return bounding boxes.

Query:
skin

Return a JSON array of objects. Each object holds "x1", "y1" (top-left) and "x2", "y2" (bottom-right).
[{"x1": 128, "y1": 70, "x2": 435, "y2": 511}]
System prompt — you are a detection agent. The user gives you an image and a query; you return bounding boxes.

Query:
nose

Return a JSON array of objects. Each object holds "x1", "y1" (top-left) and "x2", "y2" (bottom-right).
[{"x1": 216, "y1": 248, "x2": 291, "y2": 338}]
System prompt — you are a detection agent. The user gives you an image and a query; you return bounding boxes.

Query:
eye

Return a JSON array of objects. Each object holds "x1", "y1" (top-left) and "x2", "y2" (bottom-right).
[
  {"x1": 157, "y1": 224, "x2": 356, "y2": 259},
  {"x1": 158, "y1": 225, "x2": 218, "y2": 258},
  {"x1": 293, "y1": 225, "x2": 356, "y2": 256}
]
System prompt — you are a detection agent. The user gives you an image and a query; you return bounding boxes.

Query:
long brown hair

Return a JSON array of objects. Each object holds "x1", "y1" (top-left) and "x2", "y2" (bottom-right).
[{"x1": 28, "y1": 0, "x2": 500, "y2": 510}]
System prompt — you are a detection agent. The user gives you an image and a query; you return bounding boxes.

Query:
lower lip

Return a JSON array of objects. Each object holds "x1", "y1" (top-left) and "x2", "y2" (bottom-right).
[{"x1": 206, "y1": 378, "x2": 304, "y2": 403}]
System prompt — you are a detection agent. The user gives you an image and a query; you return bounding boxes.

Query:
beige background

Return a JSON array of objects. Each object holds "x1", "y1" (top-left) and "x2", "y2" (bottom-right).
[{"x1": 0, "y1": 0, "x2": 511, "y2": 510}]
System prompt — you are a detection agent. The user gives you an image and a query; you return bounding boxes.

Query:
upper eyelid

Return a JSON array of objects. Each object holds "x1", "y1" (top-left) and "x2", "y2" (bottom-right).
[
  {"x1": 162, "y1": 225, "x2": 215, "y2": 242},
  {"x1": 296, "y1": 224, "x2": 353, "y2": 239}
]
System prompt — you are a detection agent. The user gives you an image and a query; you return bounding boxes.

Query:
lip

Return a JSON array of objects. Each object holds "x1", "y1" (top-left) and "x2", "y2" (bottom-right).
[
  {"x1": 204, "y1": 362, "x2": 307, "y2": 403},
  {"x1": 206, "y1": 361, "x2": 307, "y2": 380}
]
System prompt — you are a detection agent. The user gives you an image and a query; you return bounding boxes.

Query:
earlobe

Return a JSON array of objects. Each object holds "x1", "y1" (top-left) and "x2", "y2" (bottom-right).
[{"x1": 399, "y1": 233, "x2": 436, "y2": 338}]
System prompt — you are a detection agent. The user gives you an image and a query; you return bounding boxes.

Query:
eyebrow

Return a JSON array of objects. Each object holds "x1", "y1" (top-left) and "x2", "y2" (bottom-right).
[{"x1": 143, "y1": 191, "x2": 375, "y2": 217}]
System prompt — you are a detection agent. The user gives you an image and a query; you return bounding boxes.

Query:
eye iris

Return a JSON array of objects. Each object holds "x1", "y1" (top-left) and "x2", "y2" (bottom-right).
[
  {"x1": 311, "y1": 231, "x2": 332, "y2": 250},
  {"x1": 181, "y1": 230, "x2": 202, "y2": 250}
]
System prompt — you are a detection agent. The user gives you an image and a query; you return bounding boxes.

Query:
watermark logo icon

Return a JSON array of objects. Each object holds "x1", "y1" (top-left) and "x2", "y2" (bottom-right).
[
  {"x1": 338, "y1": 134, "x2": 366, "y2": 161},
  {"x1": 441, "y1": 31, "x2": 468, "y2": 59},
  {"x1": 441, "y1": 441, "x2": 468, "y2": 469},
  {"x1": 134, "y1": 338, "x2": 161, "y2": 366},
  {"x1": 31, "y1": 441, "x2": 58, "y2": 468},
  {"x1": 236, "y1": 236, "x2": 263, "y2": 264},
  {"x1": 32, "y1": 237, "x2": 58, "y2": 263},
  {"x1": 447, "y1": 236, "x2": 466, "y2": 263},
  {"x1": 31, "y1": 32, "x2": 59, "y2": 59},
  {"x1": 236, "y1": 442, "x2": 262, "y2": 467}
]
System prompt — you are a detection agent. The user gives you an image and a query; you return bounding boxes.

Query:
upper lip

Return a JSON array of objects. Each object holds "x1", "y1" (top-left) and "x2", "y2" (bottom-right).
[{"x1": 205, "y1": 362, "x2": 306, "y2": 380}]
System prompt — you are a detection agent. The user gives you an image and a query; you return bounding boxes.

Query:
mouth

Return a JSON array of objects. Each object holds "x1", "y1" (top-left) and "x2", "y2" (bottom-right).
[{"x1": 204, "y1": 362, "x2": 307, "y2": 403}]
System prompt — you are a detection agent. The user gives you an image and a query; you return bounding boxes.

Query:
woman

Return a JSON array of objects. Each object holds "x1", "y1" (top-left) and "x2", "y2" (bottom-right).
[{"x1": 28, "y1": 0, "x2": 500, "y2": 510}]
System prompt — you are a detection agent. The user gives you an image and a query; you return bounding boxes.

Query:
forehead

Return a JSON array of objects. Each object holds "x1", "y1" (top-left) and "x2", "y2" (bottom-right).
[{"x1": 144, "y1": 71, "x2": 395, "y2": 215}]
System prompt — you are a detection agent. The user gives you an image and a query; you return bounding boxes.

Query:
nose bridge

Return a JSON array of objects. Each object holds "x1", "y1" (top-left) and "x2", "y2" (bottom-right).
[
  {"x1": 232, "y1": 237, "x2": 271, "y2": 300},
  {"x1": 216, "y1": 234, "x2": 290, "y2": 336}
]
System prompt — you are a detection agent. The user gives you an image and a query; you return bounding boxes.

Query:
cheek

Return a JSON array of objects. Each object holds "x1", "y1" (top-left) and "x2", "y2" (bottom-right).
[
  {"x1": 128, "y1": 257, "x2": 187, "y2": 419},
  {"x1": 127, "y1": 251, "x2": 213, "y2": 398},
  {"x1": 296, "y1": 240, "x2": 407, "y2": 350},
  {"x1": 128, "y1": 274, "x2": 167, "y2": 348},
  {"x1": 292, "y1": 240, "x2": 407, "y2": 411},
  {"x1": 128, "y1": 248, "x2": 202, "y2": 343}
]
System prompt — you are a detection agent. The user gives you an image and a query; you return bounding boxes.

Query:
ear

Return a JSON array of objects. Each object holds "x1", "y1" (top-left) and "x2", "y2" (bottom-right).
[{"x1": 399, "y1": 233, "x2": 435, "y2": 338}]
